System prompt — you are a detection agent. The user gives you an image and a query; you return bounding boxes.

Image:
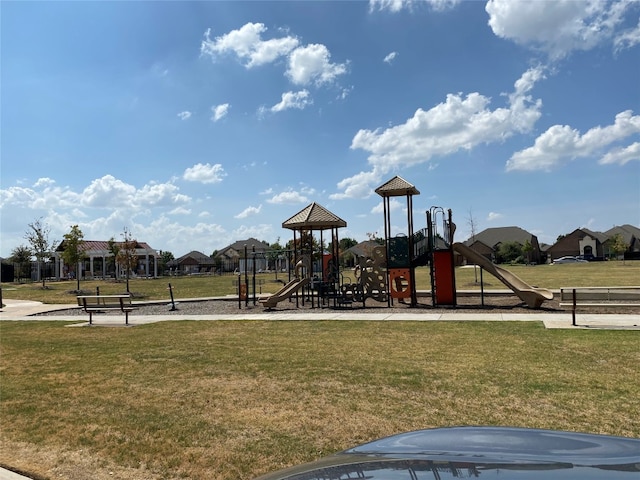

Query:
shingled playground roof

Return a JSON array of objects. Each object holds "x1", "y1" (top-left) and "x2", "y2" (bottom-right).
[
  {"x1": 375, "y1": 175, "x2": 420, "y2": 197},
  {"x1": 282, "y1": 202, "x2": 347, "y2": 230}
]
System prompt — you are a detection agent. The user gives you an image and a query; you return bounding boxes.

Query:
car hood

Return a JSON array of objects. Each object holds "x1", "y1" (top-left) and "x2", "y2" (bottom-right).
[{"x1": 254, "y1": 427, "x2": 640, "y2": 479}]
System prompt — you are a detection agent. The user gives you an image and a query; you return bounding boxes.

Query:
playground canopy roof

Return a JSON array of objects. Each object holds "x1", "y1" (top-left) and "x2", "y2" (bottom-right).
[
  {"x1": 282, "y1": 202, "x2": 347, "y2": 230},
  {"x1": 375, "y1": 175, "x2": 420, "y2": 197}
]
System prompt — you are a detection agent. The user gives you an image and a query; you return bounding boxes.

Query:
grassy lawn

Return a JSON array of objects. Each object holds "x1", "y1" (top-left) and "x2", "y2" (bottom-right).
[
  {"x1": 1, "y1": 320, "x2": 639, "y2": 480},
  {"x1": 2, "y1": 260, "x2": 639, "y2": 304}
]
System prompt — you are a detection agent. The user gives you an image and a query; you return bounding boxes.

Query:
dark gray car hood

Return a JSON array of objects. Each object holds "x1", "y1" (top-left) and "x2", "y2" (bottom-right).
[{"x1": 255, "y1": 427, "x2": 640, "y2": 479}]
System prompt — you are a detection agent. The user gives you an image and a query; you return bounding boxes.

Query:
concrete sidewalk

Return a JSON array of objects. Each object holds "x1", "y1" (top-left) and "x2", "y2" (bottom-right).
[{"x1": 1, "y1": 298, "x2": 639, "y2": 329}]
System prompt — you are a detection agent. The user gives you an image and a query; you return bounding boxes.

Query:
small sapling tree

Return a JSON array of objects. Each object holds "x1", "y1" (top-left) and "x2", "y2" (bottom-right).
[
  {"x1": 24, "y1": 218, "x2": 57, "y2": 288},
  {"x1": 61, "y1": 225, "x2": 86, "y2": 291},
  {"x1": 116, "y1": 227, "x2": 138, "y2": 293}
]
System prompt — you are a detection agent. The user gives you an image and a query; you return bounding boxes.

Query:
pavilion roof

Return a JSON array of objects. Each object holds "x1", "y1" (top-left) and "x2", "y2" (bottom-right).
[
  {"x1": 375, "y1": 175, "x2": 420, "y2": 197},
  {"x1": 282, "y1": 202, "x2": 347, "y2": 230}
]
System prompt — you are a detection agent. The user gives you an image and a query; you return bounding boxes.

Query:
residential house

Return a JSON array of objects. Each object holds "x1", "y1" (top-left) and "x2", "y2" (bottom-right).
[
  {"x1": 605, "y1": 224, "x2": 640, "y2": 260},
  {"x1": 462, "y1": 226, "x2": 543, "y2": 264},
  {"x1": 167, "y1": 251, "x2": 217, "y2": 275},
  {"x1": 214, "y1": 238, "x2": 271, "y2": 273},
  {"x1": 546, "y1": 228, "x2": 609, "y2": 261}
]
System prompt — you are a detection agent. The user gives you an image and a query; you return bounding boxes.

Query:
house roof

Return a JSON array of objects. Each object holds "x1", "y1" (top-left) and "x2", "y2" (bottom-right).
[
  {"x1": 172, "y1": 250, "x2": 216, "y2": 265},
  {"x1": 346, "y1": 240, "x2": 384, "y2": 258},
  {"x1": 375, "y1": 175, "x2": 420, "y2": 197},
  {"x1": 605, "y1": 224, "x2": 640, "y2": 243},
  {"x1": 464, "y1": 226, "x2": 536, "y2": 248},
  {"x1": 580, "y1": 228, "x2": 609, "y2": 243},
  {"x1": 282, "y1": 202, "x2": 347, "y2": 229},
  {"x1": 216, "y1": 238, "x2": 270, "y2": 258}
]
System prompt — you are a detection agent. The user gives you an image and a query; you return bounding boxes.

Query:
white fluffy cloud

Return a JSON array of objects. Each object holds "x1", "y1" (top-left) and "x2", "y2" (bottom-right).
[
  {"x1": 183, "y1": 163, "x2": 227, "y2": 184},
  {"x1": 599, "y1": 142, "x2": 640, "y2": 165},
  {"x1": 286, "y1": 44, "x2": 348, "y2": 86},
  {"x1": 235, "y1": 204, "x2": 262, "y2": 219},
  {"x1": 333, "y1": 67, "x2": 544, "y2": 199},
  {"x1": 383, "y1": 51, "x2": 398, "y2": 64},
  {"x1": 211, "y1": 103, "x2": 230, "y2": 122},
  {"x1": 487, "y1": 212, "x2": 504, "y2": 221},
  {"x1": 371, "y1": 198, "x2": 403, "y2": 214},
  {"x1": 202, "y1": 23, "x2": 348, "y2": 90},
  {"x1": 200, "y1": 23, "x2": 299, "y2": 68},
  {"x1": 266, "y1": 189, "x2": 310, "y2": 204},
  {"x1": 486, "y1": 0, "x2": 640, "y2": 59},
  {"x1": 177, "y1": 111, "x2": 192, "y2": 120},
  {"x1": 269, "y1": 90, "x2": 312, "y2": 113},
  {"x1": 506, "y1": 110, "x2": 640, "y2": 172}
]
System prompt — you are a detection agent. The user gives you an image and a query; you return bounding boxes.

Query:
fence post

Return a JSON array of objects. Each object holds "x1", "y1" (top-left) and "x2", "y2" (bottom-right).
[{"x1": 572, "y1": 288, "x2": 577, "y2": 326}]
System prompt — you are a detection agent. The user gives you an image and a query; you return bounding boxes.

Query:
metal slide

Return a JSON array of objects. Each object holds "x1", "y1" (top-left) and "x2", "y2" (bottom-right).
[
  {"x1": 452, "y1": 242, "x2": 554, "y2": 308},
  {"x1": 259, "y1": 277, "x2": 311, "y2": 309}
]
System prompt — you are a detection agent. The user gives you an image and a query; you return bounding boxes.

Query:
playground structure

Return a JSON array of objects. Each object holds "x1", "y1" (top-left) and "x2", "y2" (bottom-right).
[{"x1": 257, "y1": 176, "x2": 553, "y2": 310}]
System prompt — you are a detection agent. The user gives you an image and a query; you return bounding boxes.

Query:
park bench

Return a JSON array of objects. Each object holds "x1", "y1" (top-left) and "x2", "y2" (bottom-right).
[
  {"x1": 559, "y1": 286, "x2": 640, "y2": 325},
  {"x1": 77, "y1": 294, "x2": 136, "y2": 325}
]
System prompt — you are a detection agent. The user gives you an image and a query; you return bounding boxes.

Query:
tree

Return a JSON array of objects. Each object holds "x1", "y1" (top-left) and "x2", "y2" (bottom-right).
[
  {"x1": 267, "y1": 238, "x2": 285, "y2": 273},
  {"x1": 466, "y1": 208, "x2": 479, "y2": 282},
  {"x1": 24, "y1": 218, "x2": 57, "y2": 288},
  {"x1": 61, "y1": 225, "x2": 86, "y2": 291},
  {"x1": 327, "y1": 237, "x2": 358, "y2": 267},
  {"x1": 9, "y1": 245, "x2": 32, "y2": 282},
  {"x1": 609, "y1": 233, "x2": 628, "y2": 264},
  {"x1": 496, "y1": 241, "x2": 523, "y2": 264},
  {"x1": 158, "y1": 250, "x2": 174, "y2": 274},
  {"x1": 115, "y1": 227, "x2": 138, "y2": 293}
]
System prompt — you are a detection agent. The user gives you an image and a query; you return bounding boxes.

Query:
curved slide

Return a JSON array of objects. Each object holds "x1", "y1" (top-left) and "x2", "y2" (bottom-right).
[
  {"x1": 259, "y1": 277, "x2": 311, "y2": 309},
  {"x1": 452, "y1": 242, "x2": 553, "y2": 309}
]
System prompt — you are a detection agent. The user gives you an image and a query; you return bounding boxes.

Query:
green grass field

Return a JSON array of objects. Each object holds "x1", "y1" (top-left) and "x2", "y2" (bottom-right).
[
  {"x1": 1, "y1": 321, "x2": 639, "y2": 480},
  {"x1": 2, "y1": 260, "x2": 639, "y2": 304}
]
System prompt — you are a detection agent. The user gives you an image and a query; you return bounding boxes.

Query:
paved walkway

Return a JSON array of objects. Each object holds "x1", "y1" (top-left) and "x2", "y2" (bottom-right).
[
  {"x1": 0, "y1": 469, "x2": 31, "y2": 480},
  {"x1": 1, "y1": 298, "x2": 639, "y2": 329}
]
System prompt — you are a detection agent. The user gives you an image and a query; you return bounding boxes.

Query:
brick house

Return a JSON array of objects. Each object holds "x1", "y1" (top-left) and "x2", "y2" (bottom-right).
[{"x1": 462, "y1": 226, "x2": 543, "y2": 264}]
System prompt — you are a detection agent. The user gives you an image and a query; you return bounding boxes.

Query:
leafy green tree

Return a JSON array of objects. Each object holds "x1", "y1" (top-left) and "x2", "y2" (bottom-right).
[
  {"x1": 61, "y1": 225, "x2": 86, "y2": 291},
  {"x1": 609, "y1": 233, "x2": 628, "y2": 264},
  {"x1": 158, "y1": 251, "x2": 175, "y2": 275},
  {"x1": 24, "y1": 218, "x2": 57, "y2": 288},
  {"x1": 329, "y1": 237, "x2": 358, "y2": 266},
  {"x1": 115, "y1": 228, "x2": 138, "y2": 293},
  {"x1": 496, "y1": 241, "x2": 523, "y2": 264},
  {"x1": 9, "y1": 245, "x2": 32, "y2": 282}
]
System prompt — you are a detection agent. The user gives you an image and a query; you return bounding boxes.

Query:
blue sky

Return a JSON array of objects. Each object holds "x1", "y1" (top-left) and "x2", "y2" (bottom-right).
[{"x1": 2, "y1": 0, "x2": 639, "y2": 258}]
